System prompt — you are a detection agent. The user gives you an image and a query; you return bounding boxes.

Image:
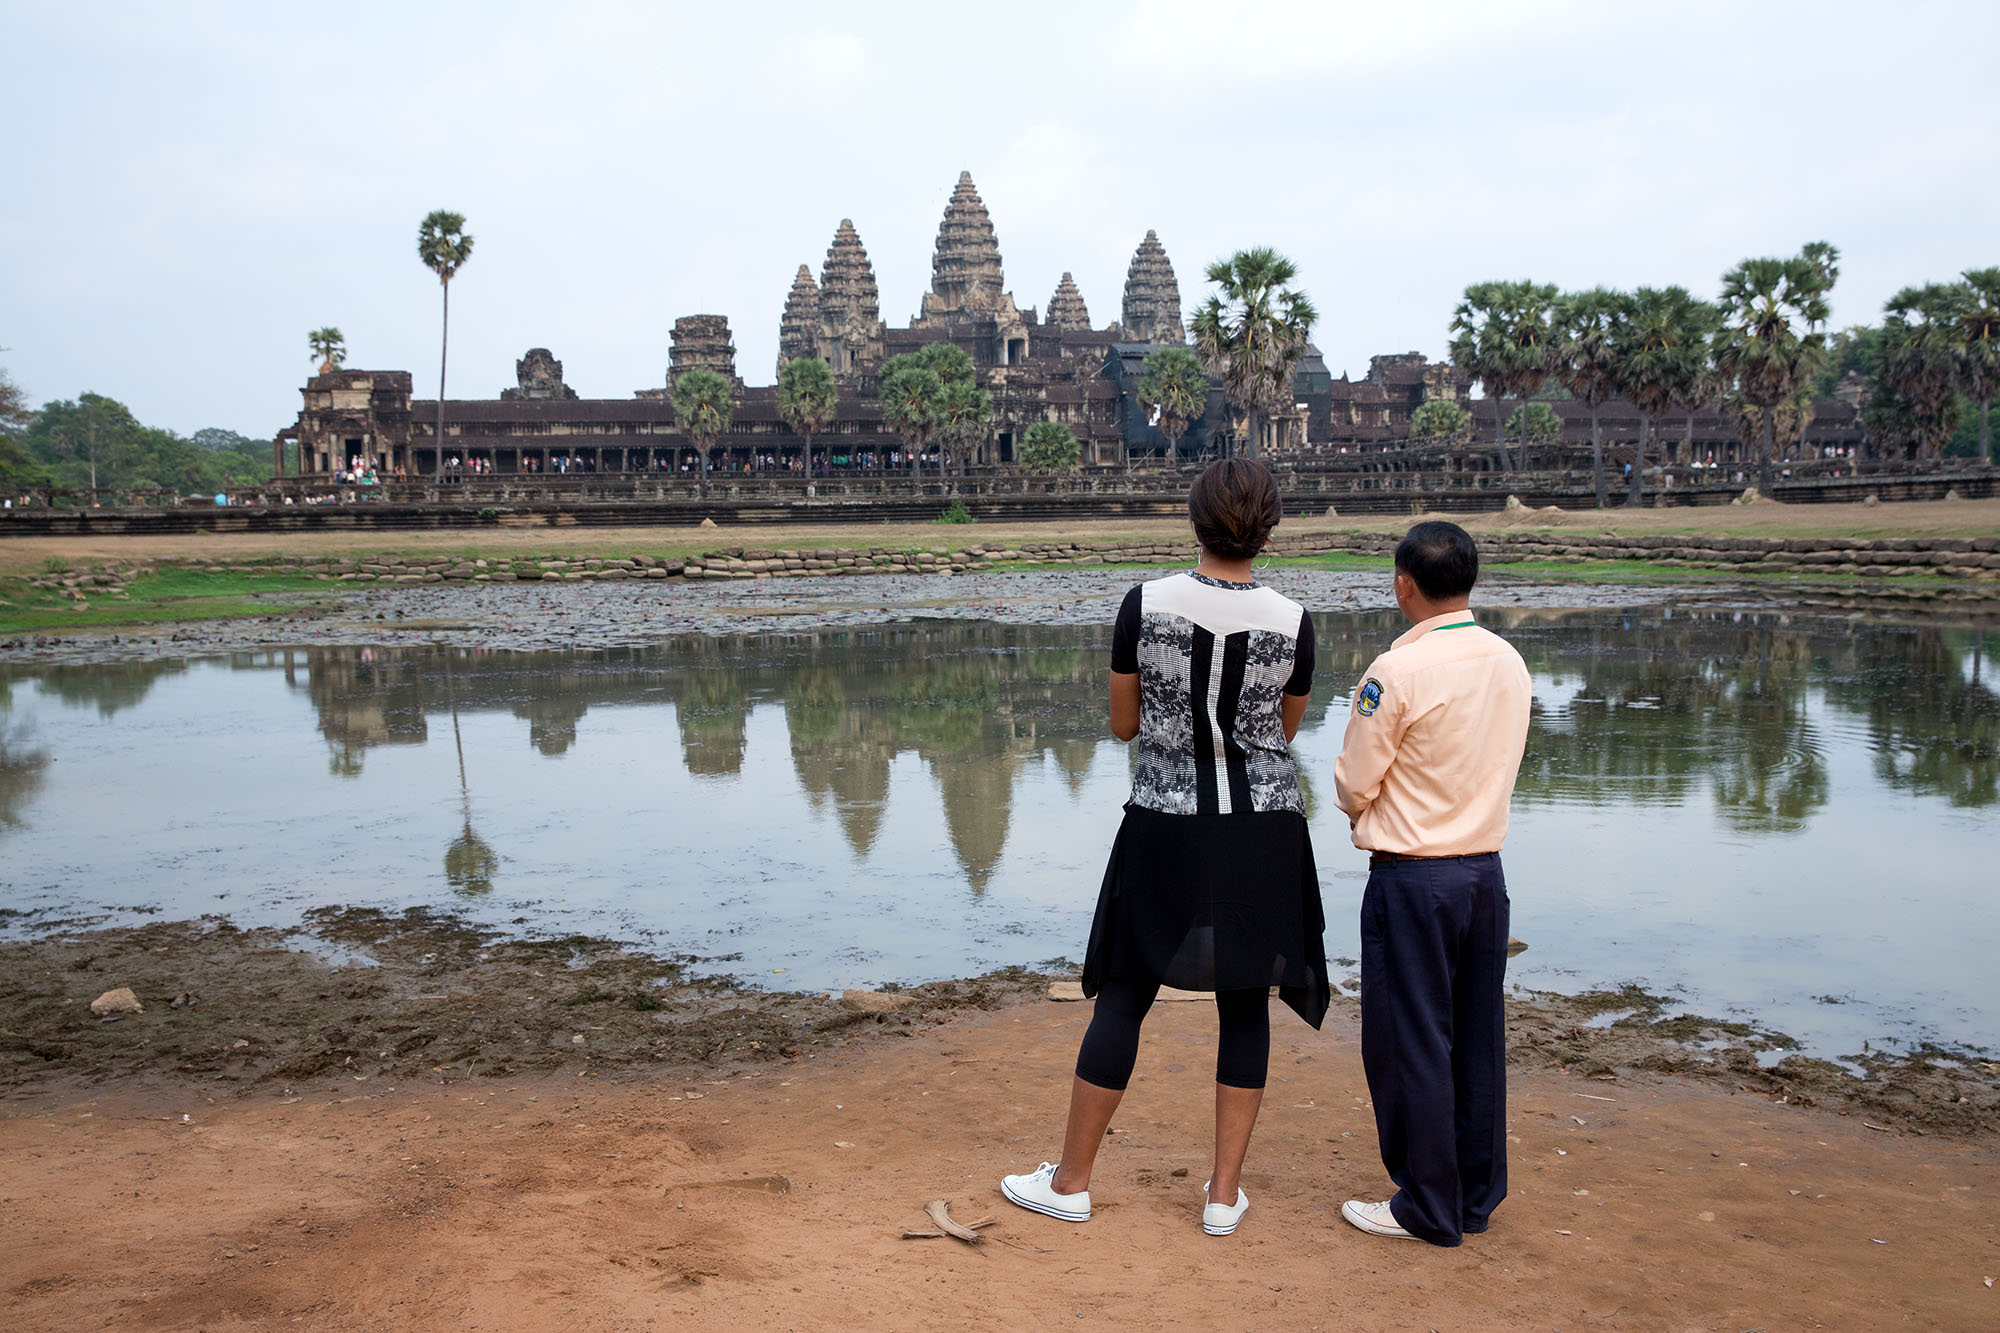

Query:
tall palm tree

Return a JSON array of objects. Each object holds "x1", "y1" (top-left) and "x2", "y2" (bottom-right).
[
  {"x1": 879, "y1": 364, "x2": 943, "y2": 481},
  {"x1": 671, "y1": 367, "x2": 734, "y2": 498},
  {"x1": 1714, "y1": 242, "x2": 1837, "y2": 494},
  {"x1": 777, "y1": 357, "x2": 838, "y2": 477},
  {"x1": 307, "y1": 327, "x2": 347, "y2": 372},
  {"x1": 1449, "y1": 280, "x2": 1559, "y2": 474},
  {"x1": 1552, "y1": 287, "x2": 1624, "y2": 508},
  {"x1": 1136, "y1": 345, "x2": 1209, "y2": 467},
  {"x1": 1610, "y1": 287, "x2": 1715, "y2": 507},
  {"x1": 1874, "y1": 284, "x2": 1969, "y2": 459},
  {"x1": 935, "y1": 377, "x2": 993, "y2": 478},
  {"x1": 416, "y1": 211, "x2": 474, "y2": 479},
  {"x1": 1189, "y1": 247, "x2": 1317, "y2": 459},
  {"x1": 1956, "y1": 267, "x2": 1999, "y2": 465}
]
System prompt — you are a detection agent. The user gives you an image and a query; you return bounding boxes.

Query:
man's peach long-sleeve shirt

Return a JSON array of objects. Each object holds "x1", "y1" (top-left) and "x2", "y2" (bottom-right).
[{"x1": 1333, "y1": 611, "x2": 1532, "y2": 856}]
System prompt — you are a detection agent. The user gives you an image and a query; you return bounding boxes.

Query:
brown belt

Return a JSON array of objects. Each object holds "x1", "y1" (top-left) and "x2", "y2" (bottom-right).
[{"x1": 1368, "y1": 850, "x2": 1498, "y2": 867}]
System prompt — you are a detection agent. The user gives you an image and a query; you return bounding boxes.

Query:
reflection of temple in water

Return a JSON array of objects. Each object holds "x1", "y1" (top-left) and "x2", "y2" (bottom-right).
[
  {"x1": 259, "y1": 610, "x2": 1998, "y2": 890},
  {"x1": 285, "y1": 624, "x2": 1112, "y2": 889}
]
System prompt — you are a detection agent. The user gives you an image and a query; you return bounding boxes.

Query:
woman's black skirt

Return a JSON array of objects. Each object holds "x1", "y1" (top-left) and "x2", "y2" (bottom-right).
[{"x1": 1081, "y1": 804, "x2": 1330, "y2": 1029}]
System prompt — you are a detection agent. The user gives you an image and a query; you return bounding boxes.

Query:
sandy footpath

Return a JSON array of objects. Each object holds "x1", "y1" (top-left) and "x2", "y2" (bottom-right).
[{"x1": 4, "y1": 994, "x2": 1995, "y2": 1332}]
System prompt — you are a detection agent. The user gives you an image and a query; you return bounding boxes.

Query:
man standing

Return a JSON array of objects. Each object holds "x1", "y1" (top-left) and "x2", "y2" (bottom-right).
[{"x1": 1333, "y1": 520, "x2": 1531, "y2": 1247}]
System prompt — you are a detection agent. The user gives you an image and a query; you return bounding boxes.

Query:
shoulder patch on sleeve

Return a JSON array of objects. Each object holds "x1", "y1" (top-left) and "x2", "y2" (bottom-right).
[{"x1": 1355, "y1": 677, "x2": 1384, "y2": 717}]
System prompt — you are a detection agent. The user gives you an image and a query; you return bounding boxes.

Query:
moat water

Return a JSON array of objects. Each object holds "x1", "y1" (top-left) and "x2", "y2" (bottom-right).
[{"x1": 2, "y1": 609, "x2": 1994, "y2": 1059}]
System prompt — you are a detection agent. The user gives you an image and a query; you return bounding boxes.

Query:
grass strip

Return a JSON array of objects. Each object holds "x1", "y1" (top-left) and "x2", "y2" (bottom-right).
[{"x1": 0, "y1": 569, "x2": 334, "y2": 636}]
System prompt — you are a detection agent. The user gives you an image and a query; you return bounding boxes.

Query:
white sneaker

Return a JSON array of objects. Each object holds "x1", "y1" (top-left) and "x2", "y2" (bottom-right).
[
  {"x1": 1202, "y1": 1180, "x2": 1249, "y2": 1236},
  {"x1": 1000, "y1": 1162, "x2": 1090, "y2": 1222},
  {"x1": 1342, "y1": 1198, "x2": 1417, "y2": 1239}
]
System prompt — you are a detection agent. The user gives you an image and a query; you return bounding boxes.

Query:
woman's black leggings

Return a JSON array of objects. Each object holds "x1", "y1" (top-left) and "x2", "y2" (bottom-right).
[{"x1": 1074, "y1": 978, "x2": 1270, "y2": 1091}]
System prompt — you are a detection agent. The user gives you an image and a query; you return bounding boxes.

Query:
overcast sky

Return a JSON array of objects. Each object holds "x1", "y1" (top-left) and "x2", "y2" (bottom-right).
[{"x1": 4, "y1": 0, "x2": 1995, "y2": 438}]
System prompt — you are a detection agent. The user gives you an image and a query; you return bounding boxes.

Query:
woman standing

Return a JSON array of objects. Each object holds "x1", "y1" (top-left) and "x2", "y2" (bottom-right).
[{"x1": 1001, "y1": 458, "x2": 1329, "y2": 1237}]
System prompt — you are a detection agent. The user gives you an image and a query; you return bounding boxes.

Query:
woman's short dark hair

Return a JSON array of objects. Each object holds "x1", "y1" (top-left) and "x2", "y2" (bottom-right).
[
  {"x1": 1189, "y1": 458, "x2": 1282, "y2": 560},
  {"x1": 1395, "y1": 521, "x2": 1479, "y2": 599}
]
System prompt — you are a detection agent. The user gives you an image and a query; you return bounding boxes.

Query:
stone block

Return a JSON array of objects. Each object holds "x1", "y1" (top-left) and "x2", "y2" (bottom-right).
[{"x1": 90, "y1": 987, "x2": 143, "y2": 1015}]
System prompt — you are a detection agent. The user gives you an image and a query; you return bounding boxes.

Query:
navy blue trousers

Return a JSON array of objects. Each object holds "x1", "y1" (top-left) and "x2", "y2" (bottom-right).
[{"x1": 1359, "y1": 853, "x2": 1509, "y2": 1246}]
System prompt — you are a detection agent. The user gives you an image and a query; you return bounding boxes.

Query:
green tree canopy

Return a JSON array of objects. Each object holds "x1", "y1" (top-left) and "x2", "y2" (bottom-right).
[
  {"x1": 1136, "y1": 345, "x2": 1209, "y2": 464},
  {"x1": 1869, "y1": 283, "x2": 1967, "y2": 460},
  {"x1": 24, "y1": 393, "x2": 142, "y2": 490},
  {"x1": 1553, "y1": 287, "x2": 1626, "y2": 507},
  {"x1": 1189, "y1": 247, "x2": 1317, "y2": 459},
  {"x1": 1449, "y1": 280, "x2": 1560, "y2": 472},
  {"x1": 1408, "y1": 399, "x2": 1472, "y2": 441},
  {"x1": 935, "y1": 377, "x2": 993, "y2": 476},
  {"x1": 1715, "y1": 242, "x2": 1838, "y2": 492},
  {"x1": 308, "y1": 327, "x2": 347, "y2": 370},
  {"x1": 0, "y1": 363, "x2": 32, "y2": 482},
  {"x1": 1956, "y1": 267, "x2": 1999, "y2": 464},
  {"x1": 1610, "y1": 286, "x2": 1717, "y2": 506},
  {"x1": 15, "y1": 397, "x2": 272, "y2": 493},
  {"x1": 1018, "y1": 420, "x2": 1081, "y2": 473},
  {"x1": 880, "y1": 343, "x2": 981, "y2": 479},
  {"x1": 1506, "y1": 401, "x2": 1564, "y2": 441},
  {"x1": 671, "y1": 367, "x2": 735, "y2": 493},
  {"x1": 777, "y1": 357, "x2": 838, "y2": 474},
  {"x1": 909, "y1": 340, "x2": 975, "y2": 387},
  {"x1": 879, "y1": 362, "x2": 944, "y2": 476}
]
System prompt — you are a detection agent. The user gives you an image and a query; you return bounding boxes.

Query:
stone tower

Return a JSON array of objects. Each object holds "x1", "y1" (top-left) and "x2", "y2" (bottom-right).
[
  {"x1": 667, "y1": 314, "x2": 740, "y2": 391},
  {"x1": 502, "y1": 348, "x2": 577, "y2": 400},
  {"x1": 777, "y1": 264, "x2": 820, "y2": 376},
  {"x1": 918, "y1": 171, "x2": 1017, "y2": 322},
  {"x1": 1120, "y1": 230, "x2": 1183, "y2": 344},
  {"x1": 816, "y1": 218, "x2": 884, "y2": 378},
  {"x1": 1046, "y1": 273, "x2": 1092, "y2": 331}
]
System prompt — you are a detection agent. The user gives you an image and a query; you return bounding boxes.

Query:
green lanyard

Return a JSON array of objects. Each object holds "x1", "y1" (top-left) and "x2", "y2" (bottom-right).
[{"x1": 1432, "y1": 620, "x2": 1476, "y2": 631}]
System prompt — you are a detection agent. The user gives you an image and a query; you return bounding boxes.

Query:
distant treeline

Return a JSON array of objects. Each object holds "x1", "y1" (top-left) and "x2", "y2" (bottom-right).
[{"x1": 0, "y1": 376, "x2": 273, "y2": 494}]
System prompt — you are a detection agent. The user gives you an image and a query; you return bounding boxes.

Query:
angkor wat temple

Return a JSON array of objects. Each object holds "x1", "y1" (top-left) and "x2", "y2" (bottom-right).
[{"x1": 278, "y1": 172, "x2": 1465, "y2": 480}]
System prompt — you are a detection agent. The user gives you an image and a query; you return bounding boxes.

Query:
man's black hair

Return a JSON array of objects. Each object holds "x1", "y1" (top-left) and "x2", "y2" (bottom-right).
[{"x1": 1394, "y1": 521, "x2": 1479, "y2": 600}]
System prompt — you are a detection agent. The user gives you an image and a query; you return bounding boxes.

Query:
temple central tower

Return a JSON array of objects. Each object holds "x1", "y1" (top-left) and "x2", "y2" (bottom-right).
[{"x1": 919, "y1": 171, "x2": 1015, "y2": 320}]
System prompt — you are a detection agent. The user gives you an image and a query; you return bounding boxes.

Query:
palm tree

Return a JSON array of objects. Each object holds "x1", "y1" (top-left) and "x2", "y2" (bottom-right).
[
  {"x1": 1189, "y1": 248, "x2": 1317, "y2": 459},
  {"x1": 307, "y1": 327, "x2": 347, "y2": 372},
  {"x1": 1449, "y1": 280, "x2": 1559, "y2": 474},
  {"x1": 879, "y1": 362, "x2": 943, "y2": 481},
  {"x1": 671, "y1": 367, "x2": 734, "y2": 497},
  {"x1": 1956, "y1": 268, "x2": 1999, "y2": 465},
  {"x1": 1136, "y1": 345, "x2": 1209, "y2": 467},
  {"x1": 777, "y1": 357, "x2": 838, "y2": 478},
  {"x1": 1610, "y1": 287, "x2": 1716, "y2": 507},
  {"x1": 1552, "y1": 288, "x2": 1625, "y2": 508},
  {"x1": 935, "y1": 377, "x2": 993, "y2": 479},
  {"x1": 1714, "y1": 243, "x2": 1837, "y2": 494},
  {"x1": 1018, "y1": 420, "x2": 1081, "y2": 473},
  {"x1": 416, "y1": 211, "x2": 473, "y2": 479},
  {"x1": 1873, "y1": 284, "x2": 1968, "y2": 459}
]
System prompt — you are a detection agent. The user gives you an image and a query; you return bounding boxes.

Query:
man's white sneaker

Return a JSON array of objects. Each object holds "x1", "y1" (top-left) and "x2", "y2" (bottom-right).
[
  {"x1": 1342, "y1": 1198, "x2": 1417, "y2": 1239},
  {"x1": 1202, "y1": 1180, "x2": 1249, "y2": 1236},
  {"x1": 1000, "y1": 1162, "x2": 1090, "y2": 1222}
]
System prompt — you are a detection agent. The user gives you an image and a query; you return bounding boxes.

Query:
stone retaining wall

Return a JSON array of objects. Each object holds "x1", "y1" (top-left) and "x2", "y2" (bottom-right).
[{"x1": 22, "y1": 530, "x2": 2000, "y2": 604}]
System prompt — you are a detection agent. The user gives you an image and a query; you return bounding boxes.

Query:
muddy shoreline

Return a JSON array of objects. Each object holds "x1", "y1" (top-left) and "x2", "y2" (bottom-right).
[
  {"x1": 3, "y1": 910, "x2": 1992, "y2": 1138},
  {"x1": 3, "y1": 562, "x2": 1996, "y2": 668}
]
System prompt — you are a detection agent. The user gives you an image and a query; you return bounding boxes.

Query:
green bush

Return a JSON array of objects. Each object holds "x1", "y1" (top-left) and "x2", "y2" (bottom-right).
[
  {"x1": 935, "y1": 500, "x2": 974, "y2": 525},
  {"x1": 1408, "y1": 399, "x2": 1472, "y2": 440},
  {"x1": 1018, "y1": 421, "x2": 1081, "y2": 473}
]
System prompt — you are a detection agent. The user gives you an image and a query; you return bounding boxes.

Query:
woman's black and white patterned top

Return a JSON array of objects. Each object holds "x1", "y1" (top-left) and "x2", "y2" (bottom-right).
[{"x1": 1110, "y1": 572, "x2": 1314, "y2": 816}]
